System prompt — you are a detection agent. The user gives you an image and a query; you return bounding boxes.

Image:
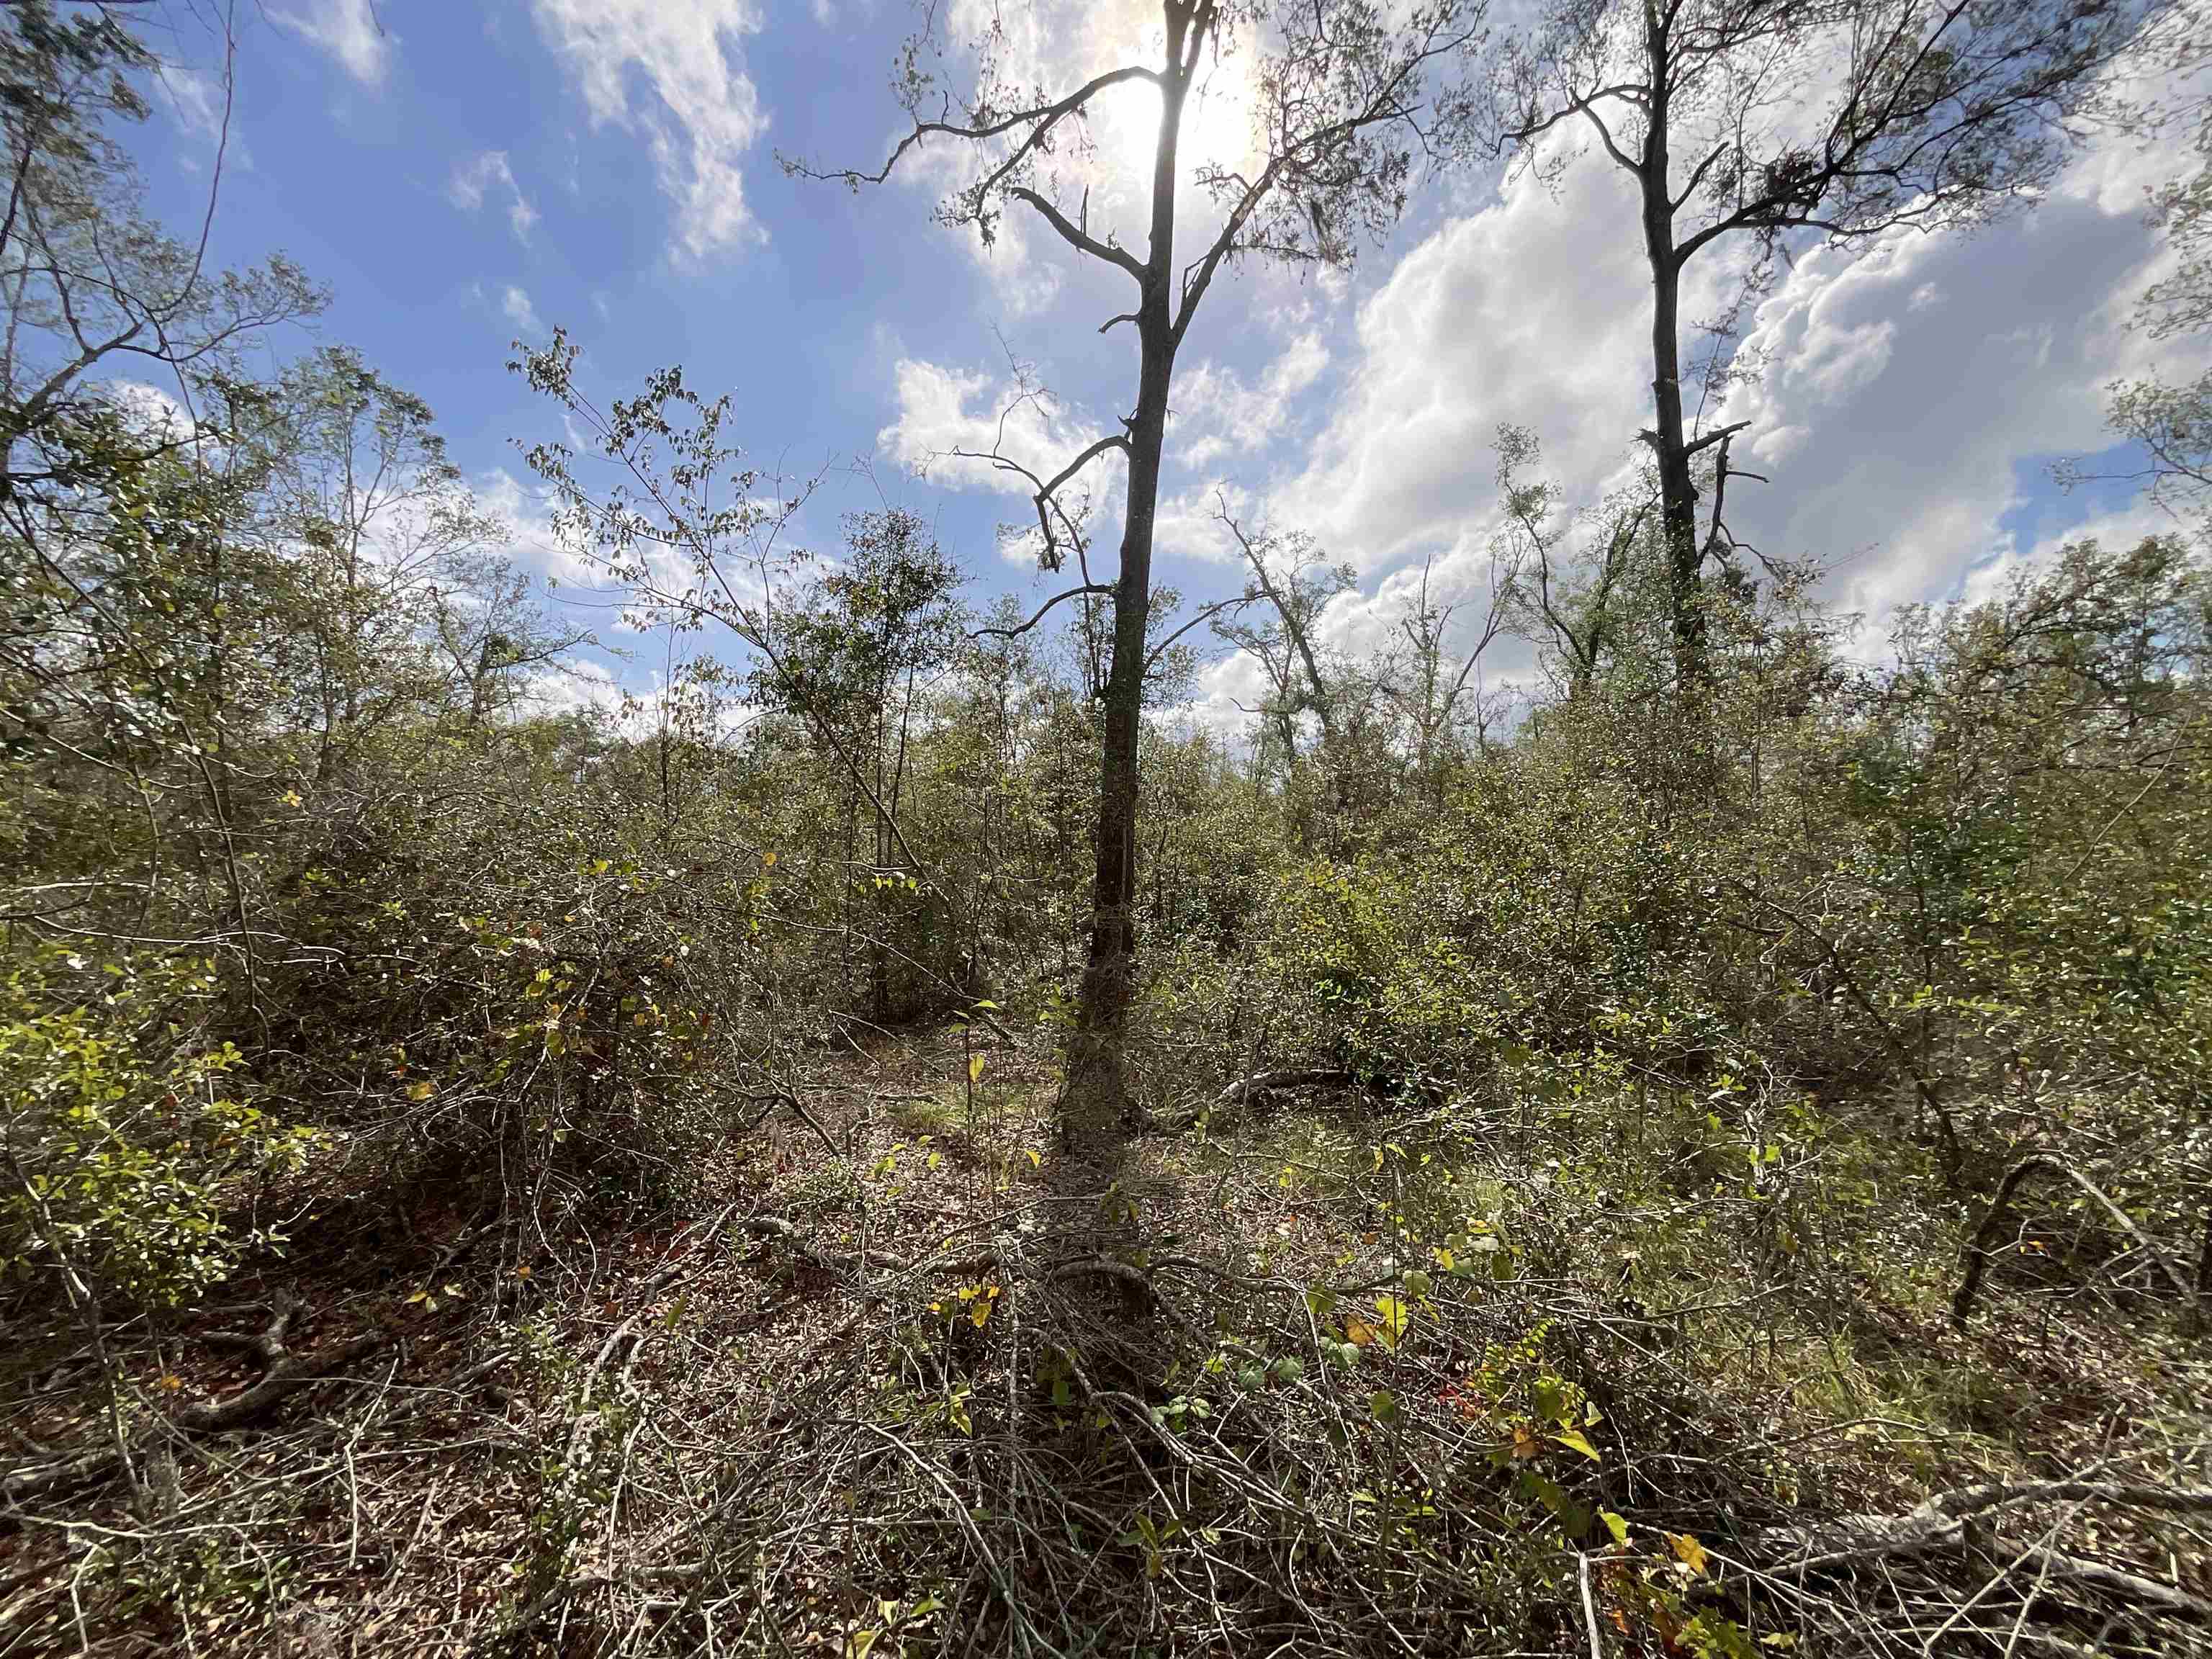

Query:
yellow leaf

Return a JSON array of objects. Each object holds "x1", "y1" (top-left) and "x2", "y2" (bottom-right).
[
  {"x1": 1552, "y1": 1428, "x2": 1601, "y2": 1462},
  {"x1": 1372, "y1": 1295, "x2": 1408, "y2": 1351},
  {"x1": 405, "y1": 1080, "x2": 435, "y2": 1102},
  {"x1": 1024, "y1": 1148, "x2": 1041, "y2": 1167},
  {"x1": 1510, "y1": 1424, "x2": 1542, "y2": 1460},
  {"x1": 1344, "y1": 1317, "x2": 1376, "y2": 1348},
  {"x1": 968, "y1": 1053, "x2": 986, "y2": 1084},
  {"x1": 1669, "y1": 1532, "x2": 1709, "y2": 1575},
  {"x1": 845, "y1": 1631, "x2": 877, "y2": 1658},
  {"x1": 762, "y1": 850, "x2": 777, "y2": 867},
  {"x1": 157, "y1": 1372, "x2": 181, "y2": 1392}
]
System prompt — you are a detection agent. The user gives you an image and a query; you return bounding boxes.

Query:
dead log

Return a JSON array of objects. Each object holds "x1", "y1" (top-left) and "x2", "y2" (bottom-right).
[
  {"x1": 0, "y1": 1447, "x2": 125, "y2": 1508},
  {"x1": 172, "y1": 1292, "x2": 391, "y2": 1433},
  {"x1": 173, "y1": 1331, "x2": 390, "y2": 1434}
]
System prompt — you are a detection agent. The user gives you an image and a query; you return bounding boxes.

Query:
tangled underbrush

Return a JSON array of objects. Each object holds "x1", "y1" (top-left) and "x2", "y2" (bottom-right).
[{"x1": 12, "y1": 1024, "x2": 2203, "y2": 1658}]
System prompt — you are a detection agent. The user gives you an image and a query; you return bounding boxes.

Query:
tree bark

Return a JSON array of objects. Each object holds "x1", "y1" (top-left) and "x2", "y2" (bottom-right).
[
  {"x1": 1637, "y1": 5, "x2": 1705, "y2": 696},
  {"x1": 1065, "y1": 340, "x2": 1169, "y2": 1152},
  {"x1": 1062, "y1": 17, "x2": 1191, "y2": 1155}
]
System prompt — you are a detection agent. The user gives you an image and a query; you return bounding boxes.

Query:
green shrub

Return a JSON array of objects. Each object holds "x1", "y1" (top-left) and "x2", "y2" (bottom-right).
[{"x1": 1, "y1": 948, "x2": 313, "y2": 1310}]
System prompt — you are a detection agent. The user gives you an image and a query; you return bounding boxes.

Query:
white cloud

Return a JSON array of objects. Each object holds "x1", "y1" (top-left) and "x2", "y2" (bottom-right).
[
  {"x1": 1269, "y1": 76, "x2": 2206, "y2": 647},
  {"x1": 1716, "y1": 184, "x2": 2186, "y2": 624},
  {"x1": 526, "y1": 0, "x2": 767, "y2": 258},
  {"x1": 1277, "y1": 132, "x2": 1725, "y2": 575},
  {"x1": 1182, "y1": 649, "x2": 1277, "y2": 745},
  {"x1": 475, "y1": 467, "x2": 590, "y2": 586},
  {"x1": 274, "y1": 0, "x2": 393, "y2": 88},
  {"x1": 1956, "y1": 499, "x2": 2181, "y2": 612},
  {"x1": 879, "y1": 356, "x2": 1112, "y2": 508},
  {"x1": 1169, "y1": 333, "x2": 1330, "y2": 472},
  {"x1": 158, "y1": 68, "x2": 246, "y2": 170},
  {"x1": 449, "y1": 151, "x2": 539, "y2": 243},
  {"x1": 1151, "y1": 479, "x2": 1253, "y2": 565},
  {"x1": 96, "y1": 379, "x2": 204, "y2": 449},
  {"x1": 501, "y1": 285, "x2": 543, "y2": 334},
  {"x1": 523, "y1": 655, "x2": 625, "y2": 719}
]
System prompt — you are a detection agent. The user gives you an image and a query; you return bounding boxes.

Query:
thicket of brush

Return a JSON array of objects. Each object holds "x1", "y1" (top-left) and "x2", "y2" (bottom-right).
[{"x1": 4, "y1": 4, "x2": 2211, "y2": 1655}]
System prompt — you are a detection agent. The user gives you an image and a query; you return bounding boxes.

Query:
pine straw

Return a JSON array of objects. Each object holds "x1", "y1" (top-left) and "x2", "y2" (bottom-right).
[{"x1": 3, "y1": 1030, "x2": 2208, "y2": 1656}]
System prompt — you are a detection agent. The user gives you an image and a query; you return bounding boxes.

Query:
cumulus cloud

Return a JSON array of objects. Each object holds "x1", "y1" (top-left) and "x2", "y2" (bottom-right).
[
  {"x1": 527, "y1": 0, "x2": 767, "y2": 258},
  {"x1": 522, "y1": 655, "x2": 625, "y2": 719},
  {"x1": 1274, "y1": 137, "x2": 1729, "y2": 577},
  {"x1": 1151, "y1": 479, "x2": 1252, "y2": 565},
  {"x1": 1716, "y1": 185, "x2": 2184, "y2": 624},
  {"x1": 95, "y1": 380, "x2": 206, "y2": 451},
  {"x1": 274, "y1": 0, "x2": 394, "y2": 88},
  {"x1": 1956, "y1": 498, "x2": 2183, "y2": 612},
  {"x1": 449, "y1": 151, "x2": 539, "y2": 243},
  {"x1": 475, "y1": 467, "x2": 591, "y2": 588},
  {"x1": 879, "y1": 356, "x2": 1114, "y2": 511},
  {"x1": 1267, "y1": 87, "x2": 2200, "y2": 652},
  {"x1": 1169, "y1": 333, "x2": 1330, "y2": 472}
]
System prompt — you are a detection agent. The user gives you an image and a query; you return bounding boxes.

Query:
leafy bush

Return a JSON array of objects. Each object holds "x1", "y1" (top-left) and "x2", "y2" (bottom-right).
[{"x1": 0, "y1": 948, "x2": 312, "y2": 1310}]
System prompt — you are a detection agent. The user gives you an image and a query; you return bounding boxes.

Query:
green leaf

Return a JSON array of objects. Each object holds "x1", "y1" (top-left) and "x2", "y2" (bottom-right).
[
  {"x1": 1601, "y1": 1509, "x2": 1629, "y2": 1546},
  {"x1": 1368, "y1": 1389, "x2": 1399, "y2": 1424}
]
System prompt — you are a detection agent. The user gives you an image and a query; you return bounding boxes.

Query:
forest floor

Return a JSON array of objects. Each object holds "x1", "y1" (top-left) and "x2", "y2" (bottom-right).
[{"x1": 2, "y1": 1020, "x2": 2208, "y2": 1657}]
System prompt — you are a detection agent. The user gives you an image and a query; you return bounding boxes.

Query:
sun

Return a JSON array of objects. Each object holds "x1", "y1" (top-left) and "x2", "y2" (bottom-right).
[{"x1": 1087, "y1": 30, "x2": 1260, "y2": 204}]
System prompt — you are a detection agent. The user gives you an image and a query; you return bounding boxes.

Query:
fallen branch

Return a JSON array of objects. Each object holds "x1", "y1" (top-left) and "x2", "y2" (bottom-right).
[
  {"x1": 742, "y1": 1212, "x2": 999, "y2": 1284},
  {"x1": 174, "y1": 1330, "x2": 390, "y2": 1434},
  {"x1": 1952, "y1": 1154, "x2": 2194, "y2": 1326},
  {"x1": 1214, "y1": 1067, "x2": 1358, "y2": 1108},
  {"x1": 3, "y1": 1298, "x2": 391, "y2": 1510},
  {"x1": 1750, "y1": 1478, "x2": 2212, "y2": 1575},
  {"x1": 2015, "y1": 1545, "x2": 2212, "y2": 1621},
  {"x1": 1156, "y1": 1068, "x2": 1361, "y2": 1130},
  {"x1": 0, "y1": 1447, "x2": 123, "y2": 1508}
]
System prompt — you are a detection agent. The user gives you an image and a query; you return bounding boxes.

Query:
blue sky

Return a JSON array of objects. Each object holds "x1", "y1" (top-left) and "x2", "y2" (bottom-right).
[{"x1": 126, "y1": 1, "x2": 2203, "y2": 719}]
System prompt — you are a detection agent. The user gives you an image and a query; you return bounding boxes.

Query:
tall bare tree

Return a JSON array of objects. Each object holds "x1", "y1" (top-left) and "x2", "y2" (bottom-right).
[
  {"x1": 1380, "y1": 544, "x2": 1517, "y2": 793},
  {"x1": 1495, "y1": 423, "x2": 1647, "y2": 701},
  {"x1": 1214, "y1": 503, "x2": 1354, "y2": 767},
  {"x1": 1490, "y1": 0, "x2": 2159, "y2": 692},
  {"x1": 791, "y1": 0, "x2": 1485, "y2": 1149}
]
